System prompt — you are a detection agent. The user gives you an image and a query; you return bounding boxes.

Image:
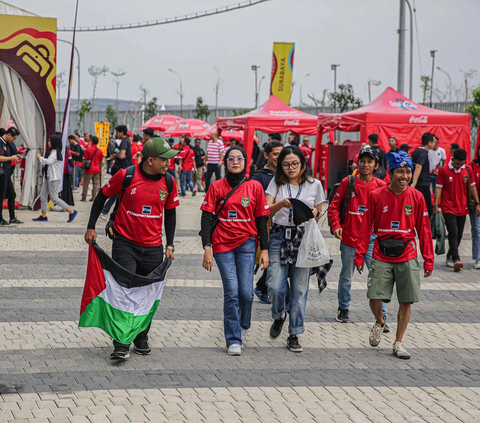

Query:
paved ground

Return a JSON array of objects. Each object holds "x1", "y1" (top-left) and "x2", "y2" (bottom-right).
[{"x1": 1, "y1": 179, "x2": 480, "y2": 423}]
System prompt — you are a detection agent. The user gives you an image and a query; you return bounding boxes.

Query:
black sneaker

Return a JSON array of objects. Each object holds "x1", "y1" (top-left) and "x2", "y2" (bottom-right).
[
  {"x1": 270, "y1": 315, "x2": 286, "y2": 339},
  {"x1": 0, "y1": 219, "x2": 10, "y2": 226},
  {"x1": 287, "y1": 335, "x2": 303, "y2": 352},
  {"x1": 9, "y1": 218, "x2": 23, "y2": 224},
  {"x1": 260, "y1": 292, "x2": 271, "y2": 304},
  {"x1": 133, "y1": 340, "x2": 151, "y2": 355},
  {"x1": 110, "y1": 346, "x2": 130, "y2": 360},
  {"x1": 336, "y1": 308, "x2": 349, "y2": 323}
]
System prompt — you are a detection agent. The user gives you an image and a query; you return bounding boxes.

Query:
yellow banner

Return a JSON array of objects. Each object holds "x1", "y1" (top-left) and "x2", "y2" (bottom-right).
[
  {"x1": 270, "y1": 42, "x2": 295, "y2": 105},
  {"x1": 95, "y1": 122, "x2": 110, "y2": 156}
]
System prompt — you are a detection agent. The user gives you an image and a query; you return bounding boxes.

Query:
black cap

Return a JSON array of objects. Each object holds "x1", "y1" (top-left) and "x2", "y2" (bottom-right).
[
  {"x1": 358, "y1": 147, "x2": 379, "y2": 162},
  {"x1": 289, "y1": 199, "x2": 314, "y2": 225},
  {"x1": 400, "y1": 143, "x2": 412, "y2": 152}
]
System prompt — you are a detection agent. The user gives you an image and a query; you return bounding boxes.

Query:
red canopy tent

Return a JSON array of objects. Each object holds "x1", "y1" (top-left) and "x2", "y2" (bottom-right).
[
  {"x1": 315, "y1": 87, "x2": 470, "y2": 175},
  {"x1": 163, "y1": 119, "x2": 212, "y2": 137},
  {"x1": 139, "y1": 114, "x2": 182, "y2": 132},
  {"x1": 217, "y1": 95, "x2": 317, "y2": 176},
  {"x1": 196, "y1": 123, "x2": 259, "y2": 143}
]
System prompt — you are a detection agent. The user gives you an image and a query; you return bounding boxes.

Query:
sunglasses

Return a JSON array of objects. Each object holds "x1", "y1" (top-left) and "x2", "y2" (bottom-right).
[{"x1": 227, "y1": 157, "x2": 244, "y2": 163}]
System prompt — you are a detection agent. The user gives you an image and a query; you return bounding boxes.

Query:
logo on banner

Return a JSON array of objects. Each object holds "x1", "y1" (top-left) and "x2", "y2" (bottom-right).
[
  {"x1": 284, "y1": 119, "x2": 299, "y2": 126},
  {"x1": 389, "y1": 98, "x2": 418, "y2": 111},
  {"x1": 409, "y1": 116, "x2": 429, "y2": 124}
]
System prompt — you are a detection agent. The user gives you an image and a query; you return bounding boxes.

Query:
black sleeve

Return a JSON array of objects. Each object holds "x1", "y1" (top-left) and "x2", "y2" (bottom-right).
[
  {"x1": 419, "y1": 150, "x2": 428, "y2": 166},
  {"x1": 87, "y1": 189, "x2": 109, "y2": 230},
  {"x1": 200, "y1": 211, "x2": 213, "y2": 248},
  {"x1": 256, "y1": 216, "x2": 269, "y2": 250},
  {"x1": 120, "y1": 139, "x2": 128, "y2": 151},
  {"x1": 164, "y1": 208, "x2": 176, "y2": 246}
]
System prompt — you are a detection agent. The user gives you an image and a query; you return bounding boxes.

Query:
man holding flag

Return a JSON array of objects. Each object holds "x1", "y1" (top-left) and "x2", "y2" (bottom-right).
[{"x1": 83, "y1": 137, "x2": 180, "y2": 360}]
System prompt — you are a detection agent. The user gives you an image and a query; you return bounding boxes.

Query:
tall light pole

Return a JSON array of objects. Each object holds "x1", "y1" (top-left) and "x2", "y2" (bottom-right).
[
  {"x1": 397, "y1": 0, "x2": 406, "y2": 94},
  {"x1": 111, "y1": 69, "x2": 126, "y2": 114},
  {"x1": 213, "y1": 66, "x2": 221, "y2": 118},
  {"x1": 429, "y1": 50, "x2": 437, "y2": 107},
  {"x1": 258, "y1": 75, "x2": 266, "y2": 106},
  {"x1": 168, "y1": 68, "x2": 184, "y2": 116},
  {"x1": 251, "y1": 65, "x2": 260, "y2": 108},
  {"x1": 299, "y1": 73, "x2": 310, "y2": 107},
  {"x1": 405, "y1": 0, "x2": 414, "y2": 99},
  {"x1": 331, "y1": 64, "x2": 340, "y2": 112},
  {"x1": 368, "y1": 79, "x2": 382, "y2": 102},
  {"x1": 58, "y1": 38, "x2": 81, "y2": 112},
  {"x1": 436, "y1": 67, "x2": 452, "y2": 102}
]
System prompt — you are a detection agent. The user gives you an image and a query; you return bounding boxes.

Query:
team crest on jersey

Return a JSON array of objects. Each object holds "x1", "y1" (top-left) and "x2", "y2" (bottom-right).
[
  {"x1": 159, "y1": 190, "x2": 167, "y2": 201},
  {"x1": 464, "y1": 175, "x2": 469, "y2": 183},
  {"x1": 404, "y1": 205, "x2": 413, "y2": 215},
  {"x1": 241, "y1": 197, "x2": 250, "y2": 207}
]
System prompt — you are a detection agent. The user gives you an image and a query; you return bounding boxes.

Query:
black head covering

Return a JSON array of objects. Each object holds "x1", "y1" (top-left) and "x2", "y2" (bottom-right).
[
  {"x1": 224, "y1": 146, "x2": 247, "y2": 187},
  {"x1": 49, "y1": 135, "x2": 63, "y2": 161}
]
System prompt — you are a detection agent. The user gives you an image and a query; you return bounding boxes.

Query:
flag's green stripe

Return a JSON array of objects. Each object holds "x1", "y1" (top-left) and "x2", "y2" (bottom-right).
[{"x1": 79, "y1": 296, "x2": 160, "y2": 345}]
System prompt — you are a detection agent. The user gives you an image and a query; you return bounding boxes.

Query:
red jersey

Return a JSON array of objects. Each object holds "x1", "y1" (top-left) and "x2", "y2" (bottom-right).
[
  {"x1": 131, "y1": 142, "x2": 139, "y2": 166},
  {"x1": 83, "y1": 146, "x2": 103, "y2": 174},
  {"x1": 179, "y1": 146, "x2": 195, "y2": 172},
  {"x1": 299, "y1": 145, "x2": 312, "y2": 167},
  {"x1": 328, "y1": 175, "x2": 386, "y2": 248},
  {"x1": 168, "y1": 143, "x2": 181, "y2": 170},
  {"x1": 470, "y1": 161, "x2": 480, "y2": 196},
  {"x1": 79, "y1": 139, "x2": 89, "y2": 150},
  {"x1": 354, "y1": 186, "x2": 434, "y2": 271},
  {"x1": 102, "y1": 167, "x2": 179, "y2": 247},
  {"x1": 201, "y1": 178, "x2": 270, "y2": 253},
  {"x1": 436, "y1": 163, "x2": 473, "y2": 216}
]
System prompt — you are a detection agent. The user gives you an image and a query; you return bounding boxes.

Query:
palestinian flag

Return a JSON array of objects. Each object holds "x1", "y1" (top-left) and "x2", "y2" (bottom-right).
[{"x1": 79, "y1": 243, "x2": 171, "y2": 345}]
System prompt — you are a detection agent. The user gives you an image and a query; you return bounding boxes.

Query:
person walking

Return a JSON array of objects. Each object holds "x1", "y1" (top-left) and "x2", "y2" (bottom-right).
[
  {"x1": 178, "y1": 137, "x2": 196, "y2": 197},
  {"x1": 355, "y1": 151, "x2": 434, "y2": 360},
  {"x1": 81, "y1": 136, "x2": 104, "y2": 202},
  {"x1": 434, "y1": 148, "x2": 480, "y2": 271},
  {"x1": 470, "y1": 143, "x2": 480, "y2": 269},
  {"x1": 33, "y1": 135, "x2": 78, "y2": 223},
  {"x1": 411, "y1": 133, "x2": 435, "y2": 217},
  {"x1": 428, "y1": 135, "x2": 446, "y2": 193},
  {"x1": 328, "y1": 147, "x2": 389, "y2": 327},
  {"x1": 266, "y1": 146, "x2": 326, "y2": 353},
  {"x1": 193, "y1": 138, "x2": 206, "y2": 192},
  {"x1": 201, "y1": 146, "x2": 270, "y2": 356},
  {"x1": 204, "y1": 132, "x2": 224, "y2": 191},
  {"x1": 85, "y1": 137, "x2": 180, "y2": 360},
  {"x1": 367, "y1": 134, "x2": 387, "y2": 180},
  {"x1": 69, "y1": 134, "x2": 83, "y2": 190}
]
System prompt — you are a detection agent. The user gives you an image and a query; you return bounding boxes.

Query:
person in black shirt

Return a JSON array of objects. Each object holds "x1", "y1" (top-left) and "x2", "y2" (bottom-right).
[
  {"x1": 255, "y1": 133, "x2": 282, "y2": 170},
  {"x1": 388, "y1": 136, "x2": 399, "y2": 153},
  {"x1": 368, "y1": 134, "x2": 387, "y2": 180},
  {"x1": 411, "y1": 132, "x2": 435, "y2": 217},
  {"x1": 192, "y1": 138, "x2": 206, "y2": 192}
]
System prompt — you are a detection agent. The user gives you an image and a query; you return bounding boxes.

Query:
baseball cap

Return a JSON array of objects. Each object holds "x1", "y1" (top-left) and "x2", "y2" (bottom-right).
[
  {"x1": 127, "y1": 131, "x2": 134, "y2": 137},
  {"x1": 142, "y1": 137, "x2": 179, "y2": 159},
  {"x1": 400, "y1": 143, "x2": 412, "y2": 151},
  {"x1": 358, "y1": 146, "x2": 379, "y2": 162}
]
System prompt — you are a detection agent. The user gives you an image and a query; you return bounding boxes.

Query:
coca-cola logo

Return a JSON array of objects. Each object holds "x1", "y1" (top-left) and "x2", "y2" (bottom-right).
[
  {"x1": 284, "y1": 119, "x2": 299, "y2": 126},
  {"x1": 409, "y1": 116, "x2": 428, "y2": 124},
  {"x1": 389, "y1": 98, "x2": 418, "y2": 111}
]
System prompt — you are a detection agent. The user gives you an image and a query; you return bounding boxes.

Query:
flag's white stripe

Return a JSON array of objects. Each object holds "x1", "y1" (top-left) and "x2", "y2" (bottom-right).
[{"x1": 97, "y1": 270, "x2": 165, "y2": 317}]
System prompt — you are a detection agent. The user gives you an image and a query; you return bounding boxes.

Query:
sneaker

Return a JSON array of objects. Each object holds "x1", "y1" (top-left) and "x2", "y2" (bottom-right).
[
  {"x1": 192, "y1": 189, "x2": 197, "y2": 197},
  {"x1": 80, "y1": 199, "x2": 87, "y2": 202},
  {"x1": 0, "y1": 219, "x2": 10, "y2": 226},
  {"x1": 227, "y1": 344, "x2": 242, "y2": 356},
  {"x1": 369, "y1": 322, "x2": 384, "y2": 347},
  {"x1": 270, "y1": 314, "x2": 286, "y2": 339},
  {"x1": 336, "y1": 308, "x2": 349, "y2": 323},
  {"x1": 9, "y1": 218, "x2": 23, "y2": 224},
  {"x1": 32, "y1": 216, "x2": 48, "y2": 222},
  {"x1": 254, "y1": 287, "x2": 271, "y2": 304},
  {"x1": 241, "y1": 328, "x2": 248, "y2": 341},
  {"x1": 99, "y1": 213, "x2": 108, "y2": 221},
  {"x1": 393, "y1": 342, "x2": 411, "y2": 359},
  {"x1": 287, "y1": 335, "x2": 303, "y2": 352},
  {"x1": 475, "y1": 260, "x2": 480, "y2": 270},
  {"x1": 110, "y1": 346, "x2": 130, "y2": 360},
  {"x1": 383, "y1": 322, "x2": 391, "y2": 333},
  {"x1": 67, "y1": 210, "x2": 78, "y2": 223},
  {"x1": 133, "y1": 340, "x2": 151, "y2": 355},
  {"x1": 454, "y1": 260, "x2": 463, "y2": 272},
  {"x1": 446, "y1": 257, "x2": 454, "y2": 268}
]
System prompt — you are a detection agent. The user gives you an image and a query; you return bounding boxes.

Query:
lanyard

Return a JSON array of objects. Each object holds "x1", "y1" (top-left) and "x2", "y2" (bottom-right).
[{"x1": 287, "y1": 183, "x2": 303, "y2": 223}]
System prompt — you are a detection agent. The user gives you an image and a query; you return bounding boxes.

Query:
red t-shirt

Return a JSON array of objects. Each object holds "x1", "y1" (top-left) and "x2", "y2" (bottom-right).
[
  {"x1": 179, "y1": 146, "x2": 195, "y2": 172},
  {"x1": 470, "y1": 161, "x2": 480, "y2": 195},
  {"x1": 299, "y1": 145, "x2": 312, "y2": 167},
  {"x1": 168, "y1": 143, "x2": 181, "y2": 170},
  {"x1": 79, "y1": 139, "x2": 89, "y2": 150},
  {"x1": 328, "y1": 175, "x2": 386, "y2": 248},
  {"x1": 201, "y1": 178, "x2": 270, "y2": 253},
  {"x1": 131, "y1": 142, "x2": 139, "y2": 166},
  {"x1": 102, "y1": 168, "x2": 179, "y2": 247},
  {"x1": 83, "y1": 146, "x2": 103, "y2": 174},
  {"x1": 436, "y1": 163, "x2": 473, "y2": 216},
  {"x1": 354, "y1": 185, "x2": 434, "y2": 271}
]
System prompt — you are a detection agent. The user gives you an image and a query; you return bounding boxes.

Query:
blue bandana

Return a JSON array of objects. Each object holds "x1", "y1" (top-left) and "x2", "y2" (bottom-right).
[{"x1": 387, "y1": 151, "x2": 413, "y2": 171}]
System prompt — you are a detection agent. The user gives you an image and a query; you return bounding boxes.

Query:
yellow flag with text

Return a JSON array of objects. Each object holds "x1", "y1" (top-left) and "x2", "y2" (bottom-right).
[{"x1": 270, "y1": 42, "x2": 295, "y2": 104}]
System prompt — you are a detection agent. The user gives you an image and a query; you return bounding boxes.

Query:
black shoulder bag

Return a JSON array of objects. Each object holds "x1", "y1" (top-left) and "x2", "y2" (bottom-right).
[{"x1": 83, "y1": 147, "x2": 99, "y2": 171}]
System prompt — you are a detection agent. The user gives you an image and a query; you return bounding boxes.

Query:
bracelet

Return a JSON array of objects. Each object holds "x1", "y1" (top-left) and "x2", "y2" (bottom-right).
[
  {"x1": 166, "y1": 245, "x2": 175, "y2": 252},
  {"x1": 204, "y1": 243, "x2": 212, "y2": 250}
]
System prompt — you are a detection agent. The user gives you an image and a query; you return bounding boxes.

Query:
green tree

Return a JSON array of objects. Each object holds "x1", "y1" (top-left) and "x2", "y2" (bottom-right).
[
  {"x1": 106, "y1": 105, "x2": 118, "y2": 130},
  {"x1": 466, "y1": 87, "x2": 480, "y2": 155},
  {"x1": 194, "y1": 96, "x2": 211, "y2": 121},
  {"x1": 77, "y1": 101, "x2": 91, "y2": 131},
  {"x1": 328, "y1": 84, "x2": 362, "y2": 112},
  {"x1": 232, "y1": 109, "x2": 251, "y2": 116},
  {"x1": 144, "y1": 97, "x2": 158, "y2": 122},
  {"x1": 420, "y1": 76, "x2": 431, "y2": 105}
]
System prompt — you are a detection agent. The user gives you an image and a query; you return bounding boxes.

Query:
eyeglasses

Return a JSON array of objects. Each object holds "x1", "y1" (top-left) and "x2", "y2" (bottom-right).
[
  {"x1": 227, "y1": 157, "x2": 244, "y2": 163},
  {"x1": 282, "y1": 161, "x2": 300, "y2": 169}
]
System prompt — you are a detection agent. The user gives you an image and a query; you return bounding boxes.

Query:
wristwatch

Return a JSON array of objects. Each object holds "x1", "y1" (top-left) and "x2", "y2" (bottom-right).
[
  {"x1": 166, "y1": 245, "x2": 175, "y2": 252},
  {"x1": 476, "y1": 202, "x2": 480, "y2": 206},
  {"x1": 204, "y1": 243, "x2": 212, "y2": 250}
]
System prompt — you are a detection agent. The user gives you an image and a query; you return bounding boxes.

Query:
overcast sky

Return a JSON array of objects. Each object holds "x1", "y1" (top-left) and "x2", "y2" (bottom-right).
[{"x1": 13, "y1": 0, "x2": 480, "y2": 108}]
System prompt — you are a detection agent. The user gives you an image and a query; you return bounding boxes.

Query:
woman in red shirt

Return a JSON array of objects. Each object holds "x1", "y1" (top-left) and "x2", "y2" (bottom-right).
[{"x1": 200, "y1": 146, "x2": 270, "y2": 356}]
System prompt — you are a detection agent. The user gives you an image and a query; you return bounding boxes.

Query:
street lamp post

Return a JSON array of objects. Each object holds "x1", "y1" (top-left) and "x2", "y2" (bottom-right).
[
  {"x1": 258, "y1": 75, "x2": 266, "y2": 106},
  {"x1": 251, "y1": 65, "x2": 260, "y2": 108},
  {"x1": 331, "y1": 64, "x2": 340, "y2": 112},
  {"x1": 368, "y1": 79, "x2": 382, "y2": 102},
  {"x1": 168, "y1": 68, "x2": 184, "y2": 116},
  {"x1": 57, "y1": 39, "x2": 81, "y2": 112},
  {"x1": 213, "y1": 66, "x2": 221, "y2": 118},
  {"x1": 299, "y1": 73, "x2": 310, "y2": 107},
  {"x1": 436, "y1": 67, "x2": 452, "y2": 102},
  {"x1": 429, "y1": 50, "x2": 437, "y2": 107}
]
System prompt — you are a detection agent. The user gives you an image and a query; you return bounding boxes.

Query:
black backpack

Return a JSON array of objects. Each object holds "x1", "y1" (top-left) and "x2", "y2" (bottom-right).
[
  {"x1": 327, "y1": 175, "x2": 356, "y2": 235},
  {"x1": 105, "y1": 166, "x2": 174, "y2": 239}
]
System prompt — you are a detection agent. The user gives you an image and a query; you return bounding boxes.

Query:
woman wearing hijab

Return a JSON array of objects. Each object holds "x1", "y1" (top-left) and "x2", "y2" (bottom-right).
[
  {"x1": 265, "y1": 146, "x2": 326, "y2": 353},
  {"x1": 33, "y1": 135, "x2": 78, "y2": 222},
  {"x1": 470, "y1": 143, "x2": 480, "y2": 269},
  {"x1": 200, "y1": 146, "x2": 270, "y2": 356}
]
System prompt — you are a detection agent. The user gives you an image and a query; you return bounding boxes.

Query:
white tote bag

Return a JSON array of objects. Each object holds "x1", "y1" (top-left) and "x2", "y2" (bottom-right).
[{"x1": 296, "y1": 219, "x2": 331, "y2": 268}]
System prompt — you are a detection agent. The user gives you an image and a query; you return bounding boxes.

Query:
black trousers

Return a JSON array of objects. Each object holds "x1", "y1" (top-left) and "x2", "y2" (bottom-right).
[
  {"x1": 111, "y1": 235, "x2": 164, "y2": 348},
  {"x1": 204, "y1": 163, "x2": 221, "y2": 191},
  {"x1": 443, "y1": 213, "x2": 466, "y2": 262},
  {"x1": 256, "y1": 269, "x2": 267, "y2": 294},
  {"x1": 416, "y1": 184, "x2": 432, "y2": 218},
  {"x1": 0, "y1": 173, "x2": 15, "y2": 221}
]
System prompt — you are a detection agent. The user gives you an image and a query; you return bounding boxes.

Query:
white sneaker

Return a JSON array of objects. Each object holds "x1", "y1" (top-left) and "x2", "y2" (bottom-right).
[
  {"x1": 369, "y1": 322, "x2": 383, "y2": 347},
  {"x1": 241, "y1": 328, "x2": 248, "y2": 342},
  {"x1": 475, "y1": 260, "x2": 480, "y2": 269},
  {"x1": 227, "y1": 344, "x2": 242, "y2": 356},
  {"x1": 446, "y1": 257, "x2": 454, "y2": 268},
  {"x1": 99, "y1": 213, "x2": 108, "y2": 221},
  {"x1": 393, "y1": 342, "x2": 411, "y2": 359}
]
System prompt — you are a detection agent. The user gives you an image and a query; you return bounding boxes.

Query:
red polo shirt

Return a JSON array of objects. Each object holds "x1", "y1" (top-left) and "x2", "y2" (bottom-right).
[
  {"x1": 83, "y1": 146, "x2": 103, "y2": 174},
  {"x1": 178, "y1": 146, "x2": 195, "y2": 172},
  {"x1": 436, "y1": 163, "x2": 474, "y2": 216}
]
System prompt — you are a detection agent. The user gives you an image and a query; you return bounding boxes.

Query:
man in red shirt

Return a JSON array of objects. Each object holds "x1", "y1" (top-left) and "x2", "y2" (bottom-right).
[
  {"x1": 434, "y1": 148, "x2": 480, "y2": 271},
  {"x1": 81, "y1": 136, "x2": 104, "y2": 202},
  {"x1": 328, "y1": 147, "x2": 388, "y2": 325},
  {"x1": 178, "y1": 137, "x2": 197, "y2": 197},
  {"x1": 299, "y1": 136, "x2": 313, "y2": 169},
  {"x1": 84, "y1": 137, "x2": 180, "y2": 361},
  {"x1": 354, "y1": 151, "x2": 434, "y2": 360}
]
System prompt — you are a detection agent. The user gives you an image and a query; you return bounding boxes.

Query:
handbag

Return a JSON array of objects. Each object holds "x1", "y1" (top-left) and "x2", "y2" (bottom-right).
[
  {"x1": 296, "y1": 219, "x2": 331, "y2": 268},
  {"x1": 378, "y1": 238, "x2": 408, "y2": 258},
  {"x1": 83, "y1": 147, "x2": 99, "y2": 170}
]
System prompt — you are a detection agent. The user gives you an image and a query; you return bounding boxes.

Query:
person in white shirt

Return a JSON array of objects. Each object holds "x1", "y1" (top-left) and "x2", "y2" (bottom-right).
[{"x1": 428, "y1": 135, "x2": 447, "y2": 192}]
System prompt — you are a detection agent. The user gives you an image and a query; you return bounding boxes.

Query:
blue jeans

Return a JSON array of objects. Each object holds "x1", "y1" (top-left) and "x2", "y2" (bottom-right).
[
  {"x1": 214, "y1": 238, "x2": 256, "y2": 347},
  {"x1": 430, "y1": 174, "x2": 437, "y2": 193},
  {"x1": 338, "y1": 237, "x2": 387, "y2": 317},
  {"x1": 74, "y1": 166, "x2": 83, "y2": 188},
  {"x1": 470, "y1": 211, "x2": 480, "y2": 260},
  {"x1": 180, "y1": 171, "x2": 195, "y2": 196},
  {"x1": 267, "y1": 231, "x2": 311, "y2": 335},
  {"x1": 102, "y1": 194, "x2": 118, "y2": 215}
]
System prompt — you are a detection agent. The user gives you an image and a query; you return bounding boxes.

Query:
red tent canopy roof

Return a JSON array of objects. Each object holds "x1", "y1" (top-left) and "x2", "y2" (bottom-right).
[
  {"x1": 139, "y1": 114, "x2": 182, "y2": 131},
  {"x1": 163, "y1": 119, "x2": 211, "y2": 137},
  {"x1": 217, "y1": 95, "x2": 317, "y2": 135}
]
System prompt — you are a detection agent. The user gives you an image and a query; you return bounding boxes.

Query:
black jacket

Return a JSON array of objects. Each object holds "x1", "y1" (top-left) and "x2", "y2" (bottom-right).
[{"x1": 251, "y1": 167, "x2": 275, "y2": 191}]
